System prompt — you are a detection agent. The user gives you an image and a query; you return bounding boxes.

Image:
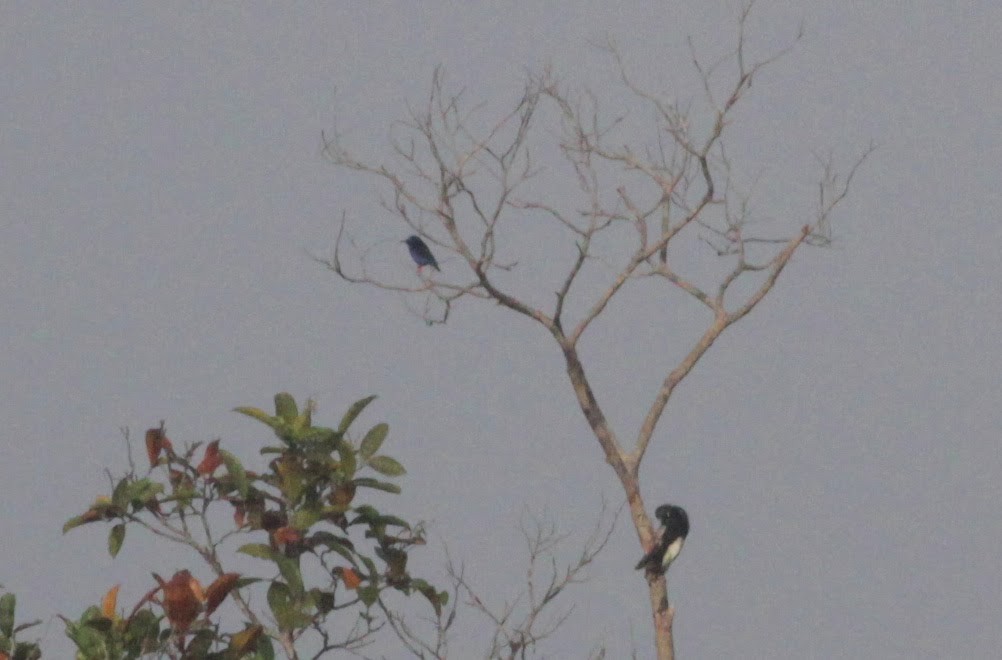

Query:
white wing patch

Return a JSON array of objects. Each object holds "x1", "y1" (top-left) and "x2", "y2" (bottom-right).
[{"x1": 662, "y1": 536, "x2": 684, "y2": 568}]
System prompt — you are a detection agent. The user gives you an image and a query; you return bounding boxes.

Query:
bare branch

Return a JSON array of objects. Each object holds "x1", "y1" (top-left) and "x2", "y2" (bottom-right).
[
  {"x1": 446, "y1": 505, "x2": 620, "y2": 659},
  {"x1": 808, "y1": 141, "x2": 876, "y2": 246}
]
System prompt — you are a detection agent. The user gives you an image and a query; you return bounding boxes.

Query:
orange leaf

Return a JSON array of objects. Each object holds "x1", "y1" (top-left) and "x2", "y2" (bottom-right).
[
  {"x1": 204, "y1": 572, "x2": 240, "y2": 615},
  {"x1": 161, "y1": 570, "x2": 202, "y2": 632},
  {"x1": 101, "y1": 584, "x2": 120, "y2": 619},
  {"x1": 273, "y1": 526, "x2": 302, "y2": 546},
  {"x1": 233, "y1": 504, "x2": 246, "y2": 528},
  {"x1": 197, "y1": 439, "x2": 222, "y2": 476},
  {"x1": 341, "y1": 567, "x2": 363, "y2": 590}
]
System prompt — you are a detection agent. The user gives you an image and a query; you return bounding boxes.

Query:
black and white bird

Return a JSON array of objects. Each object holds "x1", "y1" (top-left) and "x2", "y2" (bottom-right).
[{"x1": 635, "y1": 504, "x2": 689, "y2": 574}]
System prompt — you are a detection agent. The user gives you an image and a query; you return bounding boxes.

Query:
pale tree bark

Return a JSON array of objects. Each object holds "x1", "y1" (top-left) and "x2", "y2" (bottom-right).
[{"x1": 318, "y1": 5, "x2": 871, "y2": 657}]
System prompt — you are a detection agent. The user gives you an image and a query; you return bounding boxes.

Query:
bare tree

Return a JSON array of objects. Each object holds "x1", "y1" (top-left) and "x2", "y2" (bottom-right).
[{"x1": 318, "y1": 6, "x2": 871, "y2": 658}]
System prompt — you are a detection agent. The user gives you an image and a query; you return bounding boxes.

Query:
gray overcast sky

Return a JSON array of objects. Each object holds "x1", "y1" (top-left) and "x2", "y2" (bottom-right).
[{"x1": 2, "y1": 2, "x2": 1000, "y2": 658}]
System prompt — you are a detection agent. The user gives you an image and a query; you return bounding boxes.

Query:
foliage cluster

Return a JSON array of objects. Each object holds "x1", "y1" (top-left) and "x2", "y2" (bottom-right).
[{"x1": 34, "y1": 393, "x2": 446, "y2": 659}]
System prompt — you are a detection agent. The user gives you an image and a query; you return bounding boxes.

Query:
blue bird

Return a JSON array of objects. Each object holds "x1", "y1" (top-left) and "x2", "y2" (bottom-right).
[
  {"x1": 635, "y1": 504, "x2": 689, "y2": 575},
  {"x1": 404, "y1": 235, "x2": 440, "y2": 273}
]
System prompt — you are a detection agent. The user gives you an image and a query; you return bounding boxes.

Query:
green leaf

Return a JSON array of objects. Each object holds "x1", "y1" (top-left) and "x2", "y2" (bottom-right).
[
  {"x1": 274, "y1": 555, "x2": 305, "y2": 598},
  {"x1": 277, "y1": 464, "x2": 305, "y2": 504},
  {"x1": 338, "y1": 395, "x2": 377, "y2": 433},
  {"x1": 351, "y1": 505, "x2": 380, "y2": 523},
  {"x1": 127, "y1": 479, "x2": 164, "y2": 508},
  {"x1": 82, "y1": 615, "x2": 113, "y2": 633},
  {"x1": 234, "y1": 406, "x2": 282, "y2": 431},
  {"x1": 299, "y1": 426, "x2": 340, "y2": 449},
  {"x1": 0, "y1": 592, "x2": 15, "y2": 638},
  {"x1": 411, "y1": 579, "x2": 449, "y2": 617},
  {"x1": 62, "y1": 514, "x2": 92, "y2": 534},
  {"x1": 359, "y1": 423, "x2": 388, "y2": 460},
  {"x1": 359, "y1": 555, "x2": 378, "y2": 577},
  {"x1": 111, "y1": 478, "x2": 130, "y2": 509},
  {"x1": 296, "y1": 404, "x2": 312, "y2": 431},
  {"x1": 291, "y1": 507, "x2": 321, "y2": 531},
  {"x1": 357, "y1": 584, "x2": 380, "y2": 607},
  {"x1": 336, "y1": 441, "x2": 357, "y2": 478},
  {"x1": 266, "y1": 582, "x2": 291, "y2": 630},
  {"x1": 185, "y1": 629, "x2": 214, "y2": 658},
  {"x1": 367, "y1": 455, "x2": 406, "y2": 477},
  {"x1": 108, "y1": 524, "x2": 126, "y2": 558},
  {"x1": 312, "y1": 588, "x2": 335, "y2": 615},
  {"x1": 378, "y1": 514, "x2": 411, "y2": 529},
  {"x1": 266, "y1": 582, "x2": 311, "y2": 632},
  {"x1": 238, "y1": 544, "x2": 279, "y2": 561},
  {"x1": 352, "y1": 477, "x2": 402, "y2": 494},
  {"x1": 308, "y1": 532, "x2": 354, "y2": 563},
  {"x1": 255, "y1": 636, "x2": 275, "y2": 660},
  {"x1": 273, "y1": 393, "x2": 298, "y2": 422},
  {"x1": 63, "y1": 612, "x2": 108, "y2": 657},
  {"x1": 122, "y1": 609, "x2": 160, "y2": 651},
  {"x1": 220, "y1": 450, "x2": 250, "y2": 499}
]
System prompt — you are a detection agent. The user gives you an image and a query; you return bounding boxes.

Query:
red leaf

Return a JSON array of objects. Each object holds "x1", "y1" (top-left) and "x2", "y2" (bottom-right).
[
  {"x1": 145, "y1": 428, "x2": 166, "y2": 468},
  {"x1": 197, "y1": 440, "x2": 223, "y2": 476},
  {"x1": 204, "y1": 572, "x2": 241, "y2": 615},
  {"x1": 160, "y1": 570, "x2": 202, "y2": 632}
]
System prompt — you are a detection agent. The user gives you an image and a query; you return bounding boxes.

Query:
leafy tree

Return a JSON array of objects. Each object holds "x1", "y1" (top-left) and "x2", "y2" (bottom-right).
[
  {"x1": 59, "y1": 393, "x2": 447, "y2": 659},
  {"x1": 0, "y1": 590, "x2": 42, "y2": 660},
  {"x1": 319, "y1": 6, "x2": 871, "y2": 658}
]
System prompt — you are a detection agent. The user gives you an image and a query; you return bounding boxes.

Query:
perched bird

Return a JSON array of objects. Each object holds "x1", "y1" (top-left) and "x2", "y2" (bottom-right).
[
  {"x1": 404, "y1": 235, "x2": 440, "y2": 273},
  {"x1": 635, "y1": 504, "x2": 689, "y2": 574}
]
